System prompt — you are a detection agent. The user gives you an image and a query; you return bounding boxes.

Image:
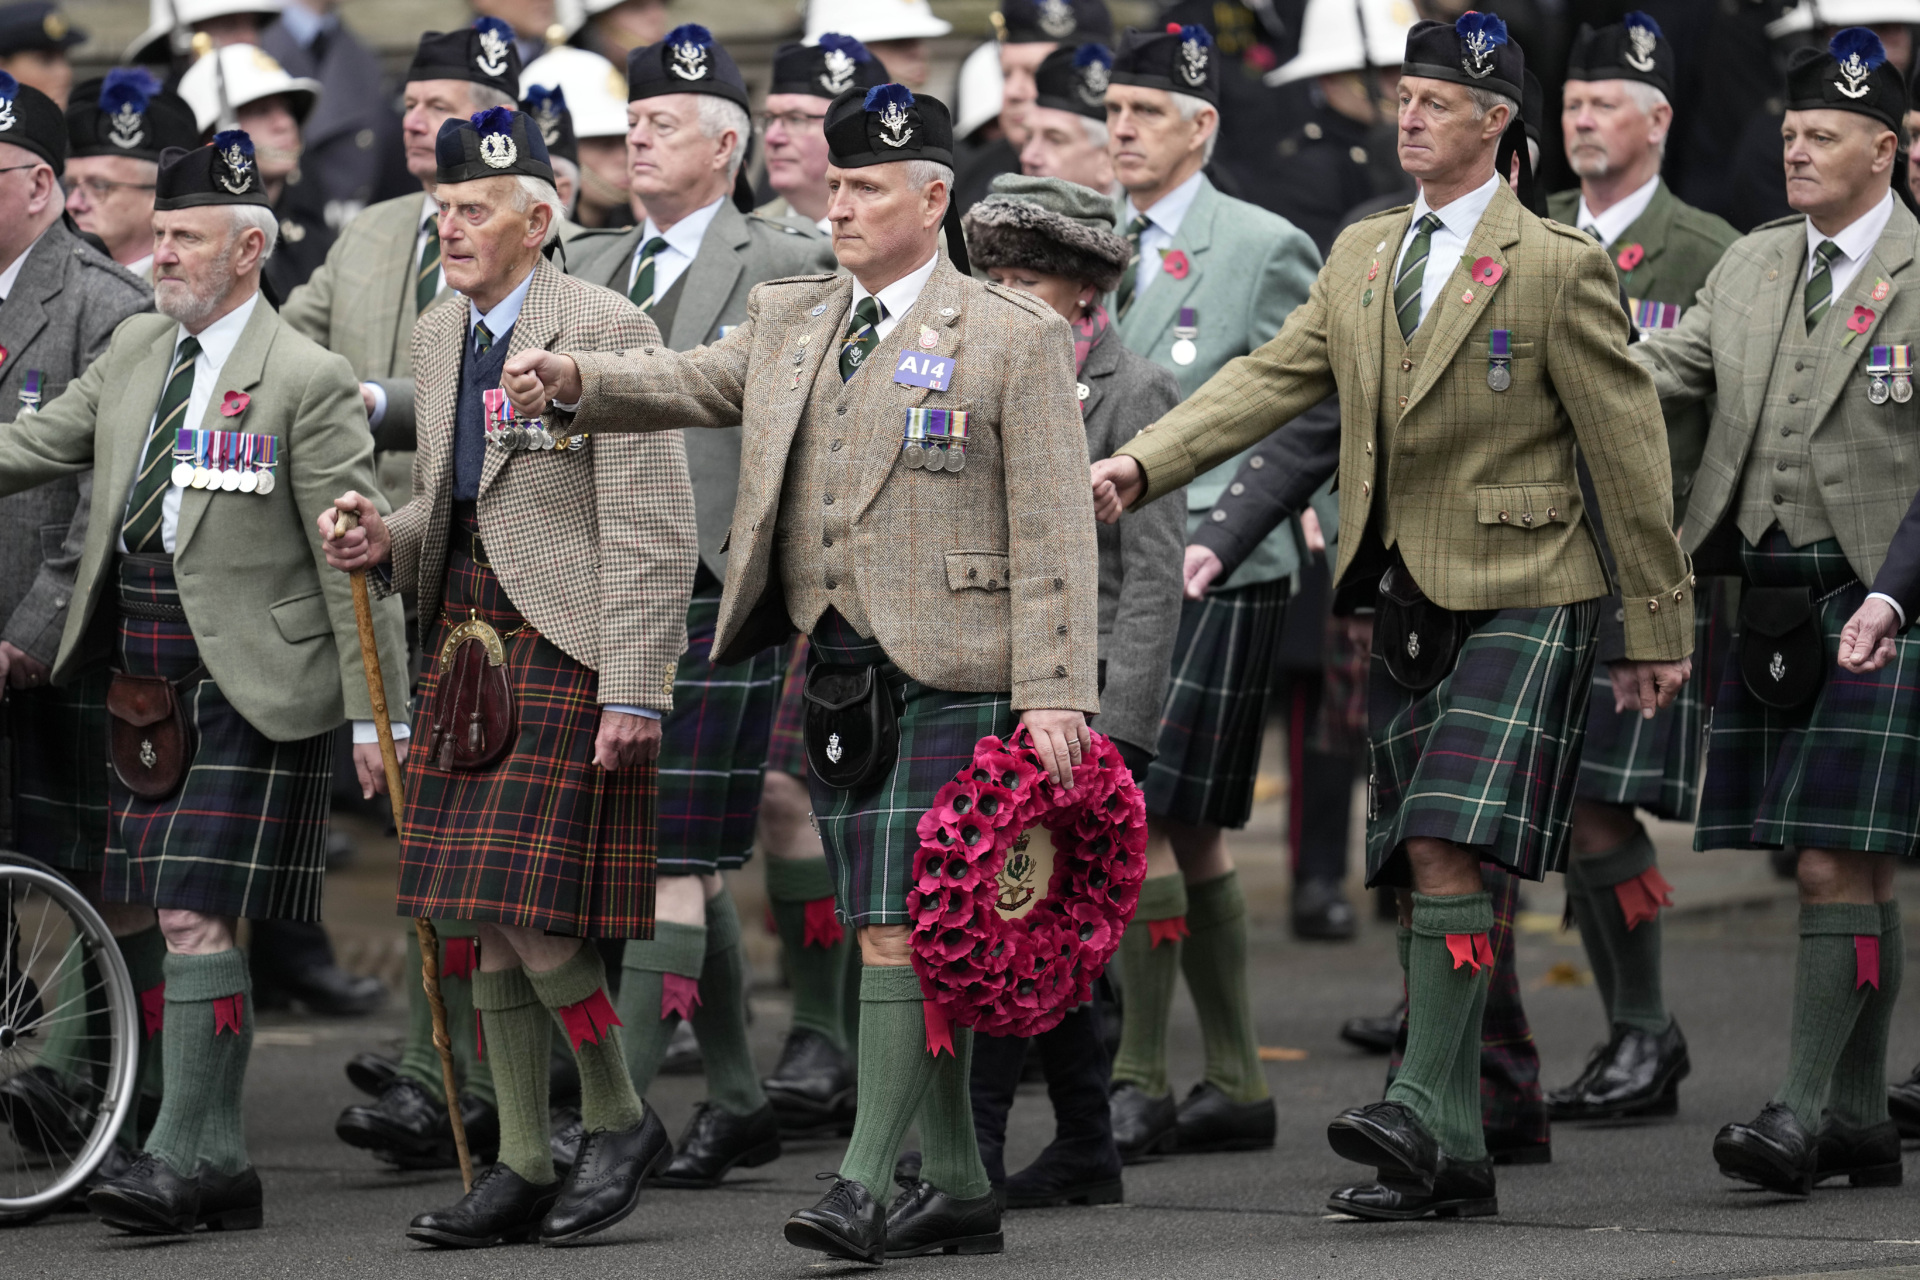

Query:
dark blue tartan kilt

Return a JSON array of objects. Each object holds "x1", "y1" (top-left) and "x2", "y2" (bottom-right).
[
  {"x1": 1365, "y1": 599, "x2": 1599, "y2": 886},
  {"x1": 11, "y1": 664, "x2": 112, "y2": 875},
  {"x1": 653, "y1": 582, "x2": 784, "y2": 876},
  {"x1": 804, "y1": 609, "x2": 1014, "y2": 928},
  {"x1": 104, "y1": 558, "x2": 334, "y2": 921},
  {"x1": 1695, "y1": 532, "x2": 1920, "y2": 857}
]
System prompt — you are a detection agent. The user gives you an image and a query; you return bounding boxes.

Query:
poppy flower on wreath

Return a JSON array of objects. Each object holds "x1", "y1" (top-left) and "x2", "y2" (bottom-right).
[
  {"x1": 1162, "y1": 249, "x2": 1190, "y2": 280},
  {"x1": 1470, "y1": 256, "x2": 1503, "y2": 286},
  {"x1": 220, "y1": 390, "x2": 251, "y2": 417},
  {"x1": 1848, "y1": 306, "x2": 1876, "y2": 335},
  {"x1": 1615, "y1": 243, "x2": 1645, "y2": 272}
]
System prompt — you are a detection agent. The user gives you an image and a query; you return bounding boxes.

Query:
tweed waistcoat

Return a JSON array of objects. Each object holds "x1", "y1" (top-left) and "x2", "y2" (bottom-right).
[
  {"x1": 646, "y1": 272, "x2": 688, "y2": 345},
  {"x1": 1738, "y1": 301, "x2": 1840, "y2": 548},
  {"x1": 454, "y1": 321, "x2": 513, "y2": 501},
  {"x1": 1375, "y1": 287, "x2": 1444, "y2": 555},
  {"x1": 779, "y1": 305, "x2": 879, "y2": 639}
]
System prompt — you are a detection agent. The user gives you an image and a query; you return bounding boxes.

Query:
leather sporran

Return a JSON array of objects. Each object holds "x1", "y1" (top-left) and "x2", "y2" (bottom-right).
[
  {"x1": 1376, "y1": 561, "x2": 1467, "y2": 693},
  {"x1": 107, "y1": 672, "x2": 192, "y2": 801},
  {"x1": 425, "y1": 612, "x2": 516, "y2": 771},
  {"x1": 1738, "y1": 586, "x2": 1825, "y2": 711},
  {"x1": 804, "y1": 663, "x2": 900, "y2": 790}
]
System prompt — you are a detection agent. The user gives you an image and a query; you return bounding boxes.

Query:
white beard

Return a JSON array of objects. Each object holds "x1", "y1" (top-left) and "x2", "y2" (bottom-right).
[{"x1": 155, "y1": 239, "x2": 238, "y2": 330}]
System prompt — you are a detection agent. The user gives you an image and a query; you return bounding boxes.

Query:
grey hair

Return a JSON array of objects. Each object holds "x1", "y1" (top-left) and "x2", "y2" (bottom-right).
[
  {"x1": 1169, "y1": 90, "x2": 1219, "y2": 163},
  {"x1": 1080, "y1": 117, "x2": 1109, "y2": 151},
  {"x1": 1466, "y1": 86, "x2": 1519, "y2": 124},
  {"x1": 470, "y1": 83, "x2": 516, "y2": 113},
  {"x1": 904, "y1": 159, "x2": 956, "y2": 194},
  {"x1": 1621, "y1": 80, "x2": 1672, "y2": 159},
  {"x1": 231, "y1": 203, "x2": 278, "y2": 260},
  {"x1": 695, "y1": 96, "x2": 750, "y2": 178},
  {"x1": 509, "y1": 174, "x2": 565, "y2": 246}
]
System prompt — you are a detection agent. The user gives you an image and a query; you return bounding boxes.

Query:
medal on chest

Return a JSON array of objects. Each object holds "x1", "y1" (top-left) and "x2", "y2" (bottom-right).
[
  {"x1": 16, "y1": 369, "x2": 40, "y2": 415},
  {"x1": 1487, "y1": 329, "x2": 1512, "y2": 392},
  {"x1": 903, "y1": 407, "x2": 969, "y2": 472},
  {"x1": 1869, "y1": 345, "x2": 1892, "y2": 404},
  {"x1": 1894, "y1": 345, "x2": 1913, "y2": 403},
  {"x1": 1170, "y1": 306, "x2": 1198, "y2": 367}
]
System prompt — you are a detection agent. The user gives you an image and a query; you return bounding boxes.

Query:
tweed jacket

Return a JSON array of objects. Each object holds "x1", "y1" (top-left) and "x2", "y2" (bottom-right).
[
  {"x1": 1114, "y1": 174, "x2": 1323, "y2": 591},
  {"x1": 1632, "y1": 201, "x2": 1920, "y2": 592},
  {"x1": 384, "y1": 259, "x2": 697, "y2": 712},
  {"x1": 1118, "y1": 181, "x2": 1695, "y2": 662},
  {"x1": 0, "y1": 296, "x2": 408, "y2": 740},
  {"x1": 1081, "y1": 321, "x2": 1184, "y2": 754},
  {"x1": 565, "y1": 256, "x2": 1102, "y2": 712},
  {"x1": 564, "y1": 201, "x2": 836, "y2": 579},
  {"x1": 0, "y1": 218, "x2": 151, "y2": 665}
]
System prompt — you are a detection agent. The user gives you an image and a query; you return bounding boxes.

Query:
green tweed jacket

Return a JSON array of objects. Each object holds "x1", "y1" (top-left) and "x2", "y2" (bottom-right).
[
  {"x1": 1547, "y1": 179, "x2": 1739, "y2": 522},
  {"x1": 1119, "y1": 180, "x2": 1695, "y2": 662},
  {"x1": 0, "y1": 297, "x2": 409, "y2": 741},
  {"x1": 1631, "y1": 199, "x2": 1920, "y2": 589}
]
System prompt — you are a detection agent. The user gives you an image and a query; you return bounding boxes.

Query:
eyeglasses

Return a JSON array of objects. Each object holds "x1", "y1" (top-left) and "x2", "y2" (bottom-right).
[
  {"x1": 756, "y1": 110, "x2": 827, "y2": 131},
  {"x1": 0, "y1": 163, "x2": 39, "y2": 179},
  {"x1": 69, "y1": 175, "x2": 155, "y2": 199}
]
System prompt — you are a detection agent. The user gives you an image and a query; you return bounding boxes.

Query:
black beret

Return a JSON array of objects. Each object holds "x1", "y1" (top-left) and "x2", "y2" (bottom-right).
[
  {"x1": 1034, "y1": 42, "x2": 1112, "y2": 120},
  {"x1": 522, "y1": 84, "x2": 576, "y2": 167},
  {"x1": 435, "y1": 107, "x2": 554, "y2": 185},
  {"x1": 999, "y1": 0, "x2": 1112, "y2": 45},
  {"x1": 626, "y1": 24, "x2": 748, "y2": 111},
  {"x1": 68, "y1": 70, "x2": 198, "y2": 162},
  {"x1": 770, "y1": 33, "x2": 890, "y2": 100},
  {"x1": 407, "y1": 18, "x2": 521, "y2": 100},
  {"x1": 1787, "y1": 27, "x2": 1907, "y2": 134},
  {"x1": 0, "y1": 3, "x2": 81, "y2": 57},
  {"x1": 824, "y1": 83, "x2": 953, "y2": 168},
  {"x1": 1110, "y1": 24, "x2": 1219, "y2": 107},
  {"x1": 1566, "y1": 11, "x2": 1674, "y2": 100},
  {"x1": 1402, "y1": 12, "x2": 1525, "y2": 105},
  {"x1": 0, "y1": 71, "x2": 64, "y2": 171},
  {"x1": 154, "y1": 131, "x2": 269, "y2": 210}
]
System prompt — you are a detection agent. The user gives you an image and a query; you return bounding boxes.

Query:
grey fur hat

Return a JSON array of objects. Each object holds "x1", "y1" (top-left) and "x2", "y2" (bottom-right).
[{"x1": 963, "y1": 174, "x2": 1131, "y2": 294}]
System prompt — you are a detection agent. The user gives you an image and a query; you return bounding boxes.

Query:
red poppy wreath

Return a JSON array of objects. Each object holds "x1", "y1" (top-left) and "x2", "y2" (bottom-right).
[{"x1": 908, "y1": 728, "x2": 1148, "y2": 1045}]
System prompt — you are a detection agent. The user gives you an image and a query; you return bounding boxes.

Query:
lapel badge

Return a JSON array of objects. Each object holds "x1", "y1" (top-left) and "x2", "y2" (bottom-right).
[
  {"x1": 811, "y1": 303, "x2": 827, "y2": 316},
  {"x1": 1461, "y1": 290, "x2": 1475, "y2": 305},
  {"x1": 1162, "y1": 249, "x2": 1190, "y2": 280},
  {"x1": 1615, "y1": 243, "x2": 1645, "y2": 272},
  {"x1": 1844, "y1": 305, "x2": 1877, "y2": 346},
  {"x1": 1076, "y1": 382, "x2": 1090, "y2": 401},
  {"x1": 1872, "y1": 278, "x2": 1891, "y2": 302},
  {"x1": 1366, "y1": 260, "x2": 1379, "y2": 282},
  {"x1": 918, "y1": 324, "x2": 939, "y2": 350},
  {"x1": 1362, "y1": 288, "x2": 1373, "y2": 308},
  {"x1": 1470, "y1": 257, "x2": 1503, "y2": 286}
]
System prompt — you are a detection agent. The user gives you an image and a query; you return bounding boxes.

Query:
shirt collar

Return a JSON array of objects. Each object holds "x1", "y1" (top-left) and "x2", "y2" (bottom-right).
[
  {"x1": 421, "y1": 190, "x2": 439, "y2": 232},
  {"x1": 0, "y1": 225, "x2": 49, "y2": 301},
  {"x1": 128, "y1": 253, "x2": 154, "y2": 279},
  {"x1": 1411, "y1": 172, "x2": 1502, "y2": 243},
  {"x1": 468, "y1": 265, "x2": 537, "y2": 340},
  {"x1": 181, "y1": 290, "x2": 260, "y2": 363},
  {"x1": 644, "y1": 195, "x2": 726, "y2": 261},
  {"x1": 1124, "y1": 168, "x2": 1205, "y2": 237},
  {"x1": 1809, "y1": 189, "x2": 1896, "y2": 271},
  {"x1": 1575, "y1": 174, "x2": 1662, "y2": 249},
  {"x1": 853, "y1": 251, "x2": 940, "y2": 321}
]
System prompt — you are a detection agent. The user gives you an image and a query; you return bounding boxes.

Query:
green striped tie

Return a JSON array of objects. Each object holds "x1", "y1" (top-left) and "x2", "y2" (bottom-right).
[
  {"x1": 628, "y1": 236, "x2": 670, "y2": 310},
  {"x1": 122, "y1": 336, "x2": 201, "y2": 553},
  {"x1": 839, "y1": 296, "x2": 882, "y2": 381},
  {"x1": 1804, "y1": 239, "x2": 1843, "y2": 333},
  {"x1": 415, "y1": 216, "x2": 441, "y2": 315},
  {"x1": 1394, "y1": 213, "x2": 1443, "y2": 342},
  {"x1": 1114, "y1": 214, "x2": 1150, "y2": 319},
  {"x1": 474, "y1": 320, "x2": 493, "y2": 355}
]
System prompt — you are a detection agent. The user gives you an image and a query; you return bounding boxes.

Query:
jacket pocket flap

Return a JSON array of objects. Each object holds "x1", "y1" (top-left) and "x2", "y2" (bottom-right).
[
  {"x1": 105, "y1": 674, "x2": 173, "y2": 727},
  {"x1": 945, "y1": 550, "x2": 1011, "y2": 591},
  {"x1": 1475, "y1": 484, "x2": 1572, "y2": 528},
  {"x1": 270, "y1": 591, "x2": 331, "y2": 643}
]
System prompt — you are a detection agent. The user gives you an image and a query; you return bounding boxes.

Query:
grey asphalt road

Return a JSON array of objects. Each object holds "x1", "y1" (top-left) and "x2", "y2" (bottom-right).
[{"x1": 9, "y1": 894, "x2": 1920, "y2": 1280}]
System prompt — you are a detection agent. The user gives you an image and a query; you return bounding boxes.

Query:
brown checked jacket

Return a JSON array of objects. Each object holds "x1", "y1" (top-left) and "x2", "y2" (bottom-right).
[
  {"x1": 564, "y1": 256, "x2": 1102, "y2": 713},
  {"x1": 383, "y1": 258, "x2": 698, "y2": 713}
]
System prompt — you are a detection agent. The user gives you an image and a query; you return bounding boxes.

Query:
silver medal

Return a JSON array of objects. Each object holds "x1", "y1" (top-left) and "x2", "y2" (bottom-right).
[
  {"x1": 1170, "y1": 337, "x2": 1197, "y2": 366},
  {"x1": 903, "y1": 443, "x2": 925, "y2": 468},
  {"x1": 190, "y1": 466, "x2": 211, "y2": 489},
  {"x1": 238, "y1": 470, "x2": 258, "y2": 494},
  {"x1": 254, "y1": 469, "x2": 275, "y2": 495},
  {"x1": 1871, "y1": 377, "x2": 1891, "y2": 405},
  {"x1": 220, "y1": 469, "x2": 241, "y2": 491},
  {"x1": 924, "y1": 444, "x2": 945, "y2": 470},
  {"x1": 1488, "y1": 363, "x2": 1512, "y2": 392},
  {"x1": 1897, "y1": 377, "x2": 1913, "y2": 404},
  {"x1": 170, "y1": 462, "x2": 195, "y2": 488},
  {"x1": 945, "y1": 447, "x2": 966, "y2": 473}
]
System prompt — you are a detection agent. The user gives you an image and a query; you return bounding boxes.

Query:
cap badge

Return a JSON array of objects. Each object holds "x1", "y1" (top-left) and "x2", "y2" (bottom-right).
[
  {"x1": 480, "y1": 129, "x2": 517, "y2": 169},
  {"x1": 109, "y1": 104, "x2": 146, "y2": 150},
  {"x1": 1179, "y1": 35, "x2": 1209, "y2": 87},
  {"x1": 821, "y1": 47, "x2": 855, "y2": 94},
  {"x1": 1462, "y1": 29, "x2": 1496, "y2": 79},
  {"x1": 878, "y1": 99, "x2": 913, "y2": 148},
  {"x1": 0, "y1": 92, "x2": 16, "y2": 133},
  {"x1": 1625, "y1": 23, "x2": 1658, "y2": 73},
  {"x1": 1038, "y1": 0, "x2": 1077, "y2": 40},
  {"x1": 217, "y1": 141, "x2": 252, "y2": 195},
  {"x1": 1078, "y1": 61, "x2": 1110, "y2": 104},
  {"x1": 476, "y1": 27, "x2": 511, "y2": 78},
  {"x1": 42, "y1": 13, "x2": 64, "y2": 39},
  {"x1": 670, "y1": 37, "x2": 710, "y2": 81},
  {"x1": 1835, "y1": 51, "x2": 1872, "y2": 100}
]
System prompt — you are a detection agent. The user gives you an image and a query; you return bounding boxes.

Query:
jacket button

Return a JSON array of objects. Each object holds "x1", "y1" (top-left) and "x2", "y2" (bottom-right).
[
  {"x1": 822, "y1": 536, "x2": 832, "y2": 547},
  {"x1": 1397, "y1": 395, "x2": 1408, "y2": 408},
  {"x1": 1499, "y1": 511, "x2": 1510, "y2": 522},
  {"x1": 1053, "y1": 577, "x2": 1064, "y2": 589},
  {"x1": 836, "y1": 406, "x2": 847, "y2": 415},
  {"x1": 1788, "y1": 393, "x2": 1799, "y2": 404},
  {"x1": 1522, "y1": 512, "x2": 1533, "y2": 525},
  {"x1": 54, "y1": 597, "x2": 65, "y2": 609},
  {"x1": 1211, "y1": 509, "x2": 1227, "y2": 522},
  {"x1": 1365, "y1": 441, "x2": 1373, "y2": 455},
  {"x1": 1361, "y1": 481, "x2": 1371, "y2": 497},
  {"x1": 1248, "y1": 455, "x2": 1264, "y2": 468},
  {"x1": 831, "y1": 439, "x2": 842, "y2": 450},
  {"x1": 1230, "y1": 482, "x2": 1244, "y2": 496},
  {"x1": 752, "y1": 520, "x2": 762, "y2": 531},
  {"x1": 1401, "y1": 358, "x2": 1413, "y2": 372},
  {"x1": 825, "y1": 578, "x2": 837, "y2": 589},
  {"x1": 1795, "y1": 361, "x2": 1805, "y2": 371},
  {"x1": 968, "y1": 568, "x2": 978, "y2": 579},
  {"x1": 1054, "y1": 664, "x2": 1067, "y2": 677},
  {"x1": 1674, "y1": 589, "x2": 1684, "y2": 602},
  {"x1": 1056, "y1": 624, "x2": 1067, "y2": 635},
  {"x1": 1648, "y1": 599, "x2": 1659, "y2": 613},
  {"x1": 1774, "y1": 493, "x2": 1785, "y2": 504},
  {"x1": 1777, "y1": 460, "x2": 1788, "y2": 471},
  {"x1": 823, "y1": 494, "x2": 834, "y2": 504},
  {"x1": 1547, "y1": 507, "x2": 1557, "y2": 520}
]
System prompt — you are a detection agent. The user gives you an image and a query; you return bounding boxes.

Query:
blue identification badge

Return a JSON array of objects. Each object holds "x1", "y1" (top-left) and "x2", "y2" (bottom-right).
[{"x1": 893, "y1": 351, "x2": 954, "y2": 391}]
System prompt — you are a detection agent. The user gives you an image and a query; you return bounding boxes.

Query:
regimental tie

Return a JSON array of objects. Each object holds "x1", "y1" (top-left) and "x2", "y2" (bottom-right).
[
  {"x1": 122, "y1": 336, "x2": 201, "y2": 553},
  {"x1": 473, "y1": 320, "x2": 493, "y2": 355},
  {"x1": 1114, "y1": 214, "x2": 1150, "y2": 318},
  {"x1": 1394, "y1": 212, "x2": 1443, "y2": 343},
  {"x1": 628, "y1": 236, "x2": 670, "y2": 311},
  {"x1": 1804, "y1": 239, "x2": 1843, "y2": 334},
  {"x1": 1580, "y1": 224, "x2": 1603, "y2": 246},
  {"x1": 415, "y1": 216, "x2": 442, "y2": 315},
  {"x1": 839, "y1": 296, "x2": 883, "y2": 381}
]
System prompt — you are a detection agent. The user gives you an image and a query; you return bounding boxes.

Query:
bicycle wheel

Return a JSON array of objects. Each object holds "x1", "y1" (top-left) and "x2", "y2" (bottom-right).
[{"x1": 0, "y1": 854, "x2": 140, "y2": 1221}]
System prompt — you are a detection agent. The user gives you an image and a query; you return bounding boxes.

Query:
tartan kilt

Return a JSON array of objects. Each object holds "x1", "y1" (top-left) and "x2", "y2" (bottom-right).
[
  {"x1": 654, "y1": 582, "x2": 783, "y2": 875},
  {"x1": 805, "y1": 609, "x2": 1014, "y2": 927},
  {"x1": 105, "y1": 558, "x2": 334, "y2": 922},
  {"x1": 1365, "y1": 599, "x2": 1599, "y2": 886},
  {"x1": 1142, "y1": 578, "x2": 1288, "y2": 829},
  {"x1": 767, "y1": 637, "x2": 809, "y2": 779},
  {"x1": 399, "y1": 533, "x2": 657, "y2": 939},
  {"x1": 11, "y1": 663, "x2": 112, "y2": 874},
  {"x1": 1695, "y1": 532, "x2": 1920, "y2": 857}
]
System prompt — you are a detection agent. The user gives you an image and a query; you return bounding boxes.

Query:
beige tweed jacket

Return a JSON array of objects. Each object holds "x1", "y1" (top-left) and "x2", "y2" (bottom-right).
[
  {"x1": 1119, "y1": 181, "x2": 1694, "y2": 662},
  {"x1": 564, "y1": 257, "x2": 1101, "y2": 713},
  {"x1": 382, "y1": 258, "x2": 698, "y2": 712}
]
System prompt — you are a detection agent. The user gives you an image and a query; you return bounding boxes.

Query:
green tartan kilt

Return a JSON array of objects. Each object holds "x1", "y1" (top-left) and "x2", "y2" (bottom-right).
[
  {"x1": 804, "y1": 609, "x2": 1014, "y2": 927},
  {"x1": 10, "y1": 664, "x2": 112, "y2": 874},
  {"x1": 1365, "y1": 599, "x2": 1599, "y2": 886}
]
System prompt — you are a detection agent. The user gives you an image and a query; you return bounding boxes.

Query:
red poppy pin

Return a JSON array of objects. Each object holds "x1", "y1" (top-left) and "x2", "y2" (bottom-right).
[
  {"x1": 220, "y1": 390, "x2": 250, "y2": 417},
  {"x1": 1470, "y1": 256, "x2": 1503, "y2": 286},
  {"x1": 1873, "y1": 278, "x2": 1891, "y2": 302},
  {"x1": 1848, "y1": 306, "x2": 1876, "y2": 335},
  {"x1": 1615, "y1": 243, "x2": 1645, "y2": 272},
  {"x1": 1162, "y1": 250, "x2": 1190, "y2": 280}
]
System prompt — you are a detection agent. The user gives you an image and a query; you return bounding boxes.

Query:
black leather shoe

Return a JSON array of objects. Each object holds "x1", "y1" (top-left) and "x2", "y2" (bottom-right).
[
  {"x1": 1292, "y1": 879, "x2": 1357, "y2": 941},
  {"x1": 88, "y1": 1154, "x2": 263, "y2": 1234},
  {"x1": 1545, "y1": 1040, "x2": 1612, "y2": 1118},
  {"x1": 0, "y1": 1064, "x2": 94, "y2": 1157},
  {"x1": 659, "y1": 1019, "x2": 703, "y2": 1075},
  {"x1": 1339, "y1": 1006, "x2": 1403, "y2": 1056},
  {"x1": 539, "y1": 1107, "x2": 671, "y2": 1245},
  {"x1": 337, "y1": 1076, "x2": 500, "y2": 1168},
  {"x1": 1006, "y1": 1142, "x2": 1123, "y2": 1209},
  {"x1": 786, "y1": 1175, "x2": 885, "y2": 1263},
  {"x1": 1109, "y1": 1081, "x2": 1177, "y2": 1162},
  {"x1": 551, "y1": 1105, "x2": 584, "y2": 1177},
  {"x1": 763, "y1": 1027, "x2": 856, "y2": 1137},
  {"x1": 1887, "y1": 1062, "x2": 1920, "y2": 1139},
  {"x1": 1815, "y1": 1115, "x2": 1904, "y2": 1187},
  {"x1": 1714, "y1": 1103, "x2": 1816, "y2": 1197},
  {"x1": 1327, "y1": 1101, "x2": 1441, "y2": 1178},
  {"x1": 1174, "y1": 1081, "x2": 1276, "y2": 1153},
  {"x1": 1550, "y1": 1021, "x2": 1689, "y2": 1121},
  {"x1": 345, "y1": 1050, "x2": 399, "y2": 1098},
  {"x1": 651, "y1": 1102, "x2": 781, "y2": 1188},
  {"x1": 885, "y1": 1180, "x2": 1004, "y2": 1258},
  {"x1": 406, "y1": 1163, "x2": 561, "y2": 1249},
  {"x1": 1328, "y1": 1155, "x2": 1498, "y2": 1221}
]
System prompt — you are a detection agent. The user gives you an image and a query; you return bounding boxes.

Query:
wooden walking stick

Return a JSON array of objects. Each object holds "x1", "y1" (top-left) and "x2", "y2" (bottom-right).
[{"x1": 332, "y1": 509, "x2": 473, "y2": 1193}]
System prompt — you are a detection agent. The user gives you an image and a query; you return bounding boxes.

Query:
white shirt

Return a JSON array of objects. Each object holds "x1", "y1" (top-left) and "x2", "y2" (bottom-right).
[
  {"x1": 851, "y1": 251, "x2": 939, "y2": 343},
  {"x1": 627, "y1": 195, "x2": 725, "y2": 303},
  {"x1": 1393, "y1": 173, "x2": 1502, "y2": 332},
  {"x1": 0, "y1": 227, "x2": 47, "y2": 300},
  {"x1": 1574, "y1": 174, "x2": 1661, "y2": 248},
  {"x1": 127, "y1": 253, "x2": 154, "y2": 282},
  {"x1": 1806, "y1": 189, "x2": 1895, "y2": 306},
  {"x1": 1122, "y1": 169, "x2": 1205, "y2": 304}
]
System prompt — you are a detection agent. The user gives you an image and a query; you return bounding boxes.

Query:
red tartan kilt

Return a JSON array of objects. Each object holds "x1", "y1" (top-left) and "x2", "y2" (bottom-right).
[
  {"x1": 397, "y1": 541, "x2": 657, "y2": 939},
  {"x1": 766, "y1": 636, "x2": 809, "y2": 779}
]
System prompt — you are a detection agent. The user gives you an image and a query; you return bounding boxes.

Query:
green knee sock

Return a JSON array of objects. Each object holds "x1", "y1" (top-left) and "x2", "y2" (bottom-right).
[
  {"x1": 472, "y1": 966, "x2": 554, "y2": 1185},
  {"x1": 528, "y1": 944, "x2": 645, "y2": 1133},
  {"x1": 1386, "y1": 892, "x2": 1494, "y2": 1161},
  {"x1": 1575, "y1": 828, "x2": 1669, "y2": 1033},
  {"x1": 1180, "y1": 871, "x2": 1268, "y2": 1103},
  {"x1": 396, "y1": 922, "x2": 492, "y2": 1104},
  {"x1": 1562, "y1": 860, "x2": 1618, "y2": 1023},
  {"x1": 396, "y1": 928, "x2": 440, "y2": 1089},
  {"x1": 117, "y1": 927, "x2": 167, "y2": 1113},
  {"x1": 837, "y1": 965, "x2": 940, "y2": 1201},
  {"x1": 916, "y1": 1024, "x2": 990, "y2": 1199},
  {"x1": 615, "y1": 923, "x2": 706, "y2": 1096},
  {"x1": 1110, "y1": 874, "x2": 1187, "y2": 1096},
  {"x1": 1822, "y1": 901, "x2": 1904, "y2": 1128},
  {"x1": 1774, "y1": 901, "x2": 1883, "y2": 1130},
  {"x1": 765, "y1": 856, "x2": 851, "y2": 1049},
  {"x1": 691, "y1": 890, "x2": 767, "y2": 1116},
  {"x1": 143, "y1": 948, "x2": 252, "y2": 1176}
]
